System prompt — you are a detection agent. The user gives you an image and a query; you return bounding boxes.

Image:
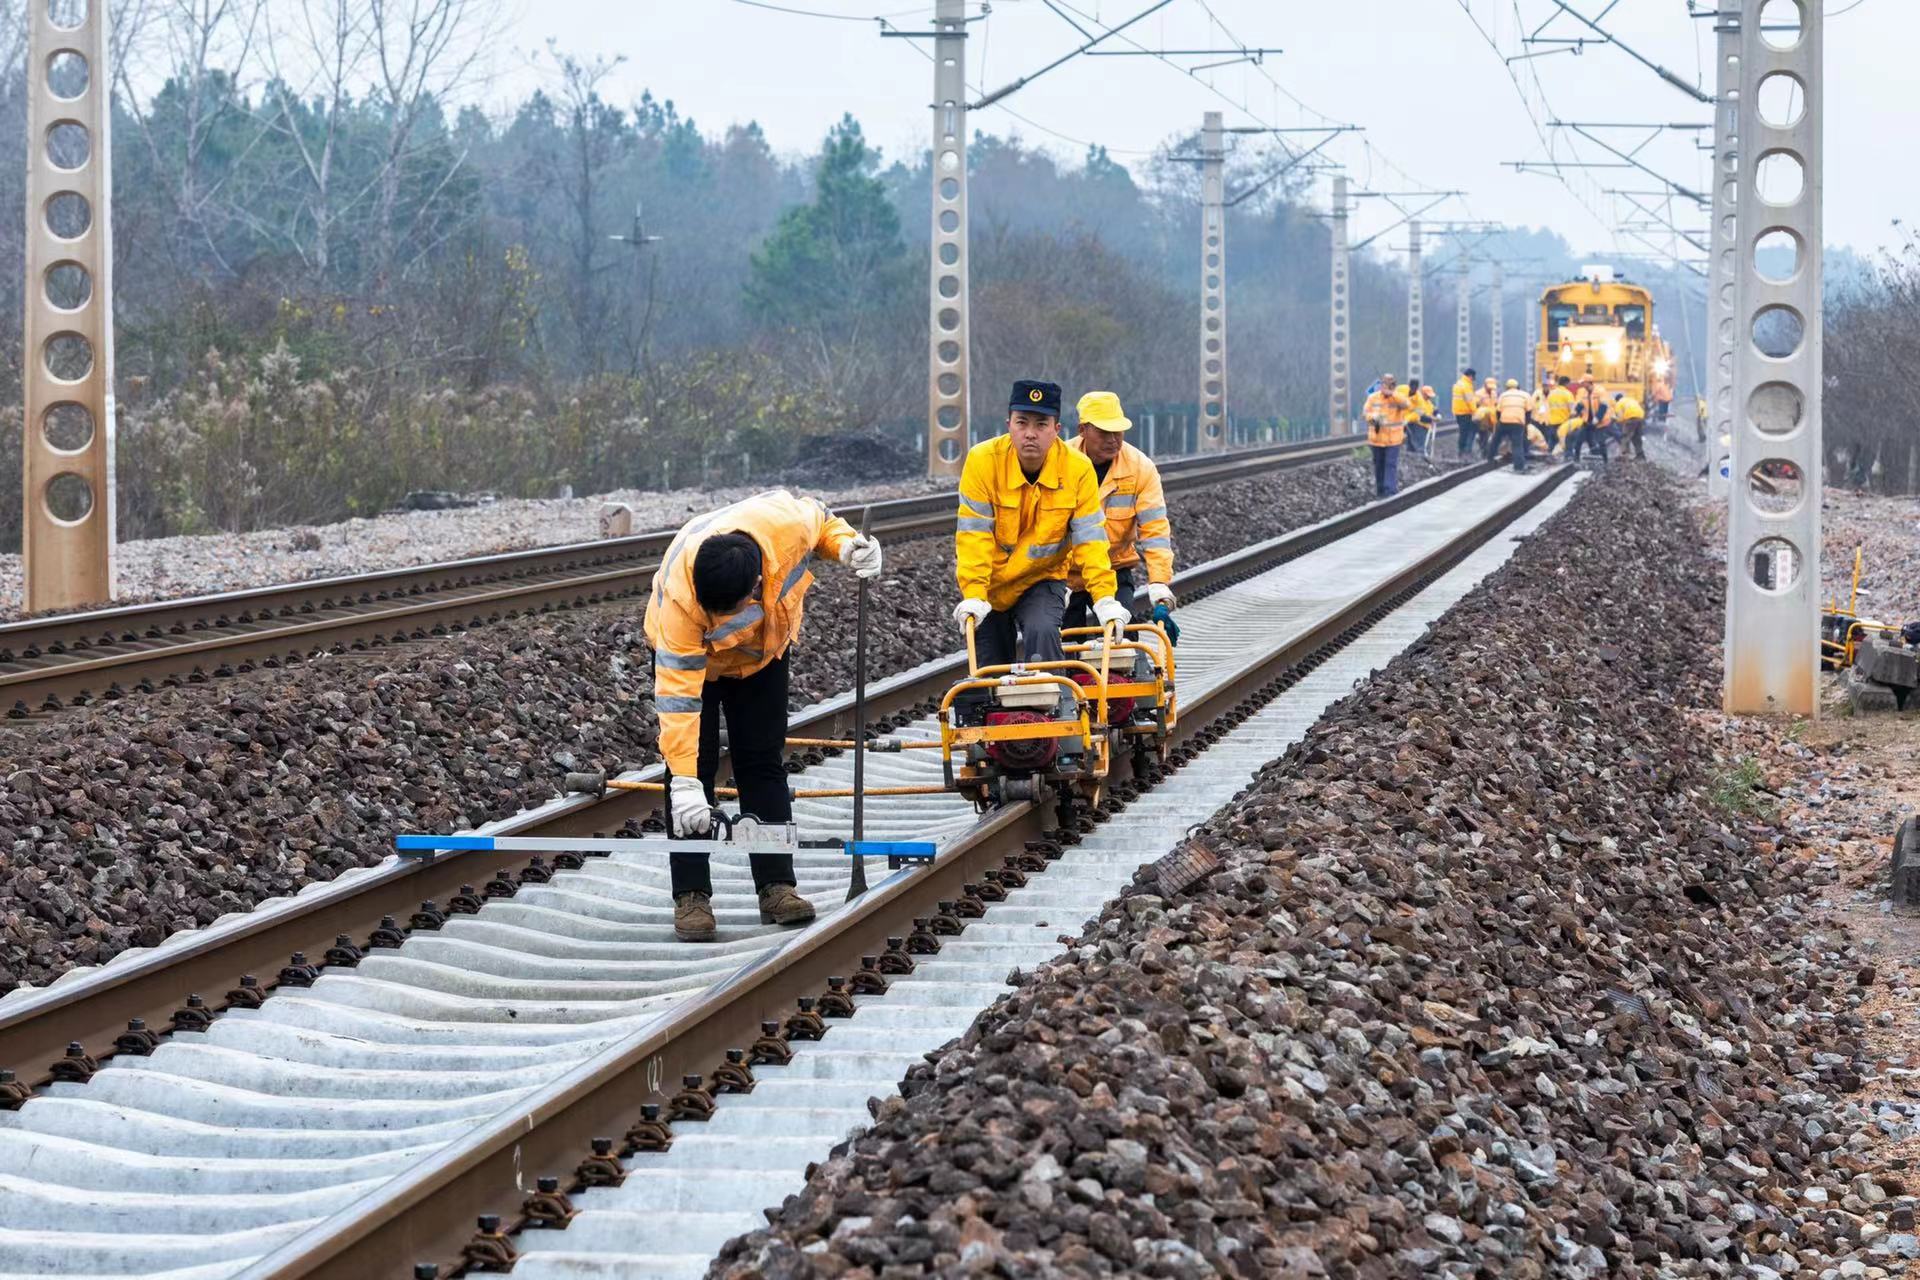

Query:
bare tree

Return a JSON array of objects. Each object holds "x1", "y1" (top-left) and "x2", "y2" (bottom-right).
[
  {"x1": 113, "y1": 0, "x2": 271, "y2": 279},
  {"x1": 260, "y1": 0, "x2": 374, "y2": 280},
  {"x1": 364, "y1": 0, "x2": 500, "y2": 287}
]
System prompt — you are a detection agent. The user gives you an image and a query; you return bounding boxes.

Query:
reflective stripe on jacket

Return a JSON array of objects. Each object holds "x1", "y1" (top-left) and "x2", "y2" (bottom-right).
[
  {"x1": 1497, "y1": 389, "x2": 1532, "y2": 425},
  {"x1": 1066, "y1": 437, "x2": 1173, "y2": 590},
  {"x1": 1452, "y1": 376, "x2": 1476, "y2": 416},
  {"x1": 956, "y1": 434, "x2": 1116, "y2": 612},
  {"x1": 1363, "y1": 386, "x2": 1411, "y2": 447},
  {"x1": 643, "y1": 489, "x2": 855, "y2": 776}
]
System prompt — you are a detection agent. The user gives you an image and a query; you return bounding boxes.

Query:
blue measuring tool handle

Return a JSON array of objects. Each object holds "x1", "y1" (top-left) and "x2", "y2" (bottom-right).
[
  {"x1": 843, "y1": 840, "x2": 936, "y2": 861},
  {"x1": 397, "y1": 834, "x2": 494, "y2": 852}
]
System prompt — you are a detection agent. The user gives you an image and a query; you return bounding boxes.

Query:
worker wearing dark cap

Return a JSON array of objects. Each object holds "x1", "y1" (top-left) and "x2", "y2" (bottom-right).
[{"x1": 953, "y1": 379, "x2": 1123, "y2": 667}]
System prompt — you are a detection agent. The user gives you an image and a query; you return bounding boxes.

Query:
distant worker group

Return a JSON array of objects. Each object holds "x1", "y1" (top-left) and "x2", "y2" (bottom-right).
[
  {"x1": 1441, "y1": 365, "x2": 1652, "y2": 475},
  {"x1": 646, "y1": 377, "x2": 1179, "y2": 941}
]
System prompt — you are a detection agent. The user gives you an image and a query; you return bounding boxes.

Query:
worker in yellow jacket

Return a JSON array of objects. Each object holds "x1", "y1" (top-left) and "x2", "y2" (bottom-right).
[
  {"x1": 1065, "y1": 390, "x2": 1174, "y2": 629},
  {"x1": 954, "y1": 379, "x2": 1123, "y2": 669},
  {"x1": 645, "y1": 490, "x2": 883, "y2": 939},
  {"x1": 1363, "y1": 374, "x2": 1412, "y2": 496},
  {"x1": 1411, "y1": 384, "x2": 1438, "y2": 456},
  {"x1": 1452, "y1": 368, "x2": 1479, "y2": 458},
  {"x1": 1545, "y1": 375, "x2": 1575, "y2": 448},
  {"x1": 1475, "y1": 378, "x2": 1499, "y2": 457},
  {"x1": 1494, "y1": 378, "x2": 1534, "y2": 473},
  {"x1": 1614, "y1": 391, "x2": 1648, "y2": 460}
]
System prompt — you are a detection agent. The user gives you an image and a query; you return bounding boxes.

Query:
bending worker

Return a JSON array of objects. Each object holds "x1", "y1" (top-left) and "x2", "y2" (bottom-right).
[
  {"x1": 645, "y1": 490, "x2": 884, "y2": 941},
  {"x1": 1452, "y1": 367, "x2": 1479, "y2": 459},
  {"x1": 954, "y1": 379, "x2": 1125, "y2": 666},
  {"x1": 1363, "y1": 374, "x2": 1411, "y2": 497},
  {"x1": 1064, "y1": 391, "x2": 1174, "y2": 630},
  {"x1": 1614, "y1": 390, "x2": 1648, "y2": 460}
]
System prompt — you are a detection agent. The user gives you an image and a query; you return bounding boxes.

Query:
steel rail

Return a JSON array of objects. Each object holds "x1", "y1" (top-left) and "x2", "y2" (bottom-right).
[
  {"x1": 0, "y1": 452, "x2": 1467, "y2": 1093},
  {"x1": 247, "y1": 463, "x2": 1576, "y2": 1280},
  {"x1": 0, "y1": 437, "x2": 1362, "y2": 715}
]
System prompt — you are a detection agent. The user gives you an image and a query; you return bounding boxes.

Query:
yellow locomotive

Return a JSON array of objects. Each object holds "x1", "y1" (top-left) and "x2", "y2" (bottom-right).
[{"x1": 1533, "y1": 267, "x2": 1674, "y2": 409}]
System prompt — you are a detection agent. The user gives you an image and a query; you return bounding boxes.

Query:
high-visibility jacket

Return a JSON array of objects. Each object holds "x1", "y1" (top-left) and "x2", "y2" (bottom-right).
[
  {"x1": 1452, "y1": 376, "x2": 1477, "y2": 417},
  {"x1": 1545, "y1": 386, "x2": 1574, "y2": 427},
  {"x1": 957, "y1": 433, "x2": 1116, "y2": 612},
  {"x1": 1526, "y1": 424, "x2": 1548, "y2": 451},
  {"x1": 1406, "y1": 386, "x2": 1434, "y2": 425},
  {"x1": 1615, "y1": 395, "x2": 1646, "y2": 422},
  {"x1": 644, "y1": 490, "x2": 856, "y2": 776},
  {"x1": 1363, "y1": 385, "x2": 1411, "y2": 447},
  {"x1": 1497, "y1": 388, "x2": 1532, "y2": 425},
  {"x1": 1066, "y1": 437, "x2": 1172, "y2": 590},
  {"x1": 1474, "y1": 390, "x2": 1497, "y2": 428}
]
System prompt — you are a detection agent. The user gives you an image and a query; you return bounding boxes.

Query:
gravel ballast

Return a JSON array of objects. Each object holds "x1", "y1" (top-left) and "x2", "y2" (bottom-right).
[
  {"x1": 714, "y1": 466, "x2": 1880, "y2": 1279},
  {"x1": 0, "y1": 450, "x2": 1451, "y2": 994}
]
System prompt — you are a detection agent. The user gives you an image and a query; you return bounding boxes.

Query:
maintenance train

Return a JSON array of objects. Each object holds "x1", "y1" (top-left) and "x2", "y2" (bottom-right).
[{"x1": 1531, "y1": 267, "x2": 1675, "y2": 411}]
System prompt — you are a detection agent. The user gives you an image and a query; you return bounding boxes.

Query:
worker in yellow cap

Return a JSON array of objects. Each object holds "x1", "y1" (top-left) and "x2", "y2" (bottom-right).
[
  {"x1": 953, "y1": 379, "x2": 1123, "y2": 670},
  {"x1": 1494, "y1": 378, "x2": 1533, "y2": 473},
  {"x1": 1065, "y1": 391, "x2": 1175, "y2": 630},
  {"x1": 1362, "y1": 374, "x2": 1412, "y2": 496},
  {"x1": 1475, "y1": 377, "x2": 1499, "y2": 458},
  {"x1": 645, "y1": 490, "x2": 882, "y2": 940}
]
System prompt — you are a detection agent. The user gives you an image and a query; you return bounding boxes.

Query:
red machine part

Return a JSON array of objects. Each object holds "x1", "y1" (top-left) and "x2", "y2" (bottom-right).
[
  {"x1": 1071, "y1": 670, "x2": 1134, "y2": 725},
  {"x1": 983, "y1": 710, "x2": 1059, "y2": 771}
]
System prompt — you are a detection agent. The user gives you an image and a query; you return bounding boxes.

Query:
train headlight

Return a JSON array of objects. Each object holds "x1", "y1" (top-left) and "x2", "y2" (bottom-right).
[
  {"x1": 1559, "y1": 348, "x2": 1573, "y2": 363},
  {"x1": 1605, "y1": 342, "x2": 1622, "y2": 364}
]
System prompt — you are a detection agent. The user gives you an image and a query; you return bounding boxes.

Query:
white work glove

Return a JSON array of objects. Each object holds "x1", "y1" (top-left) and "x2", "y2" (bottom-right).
[
  {"x1": 669, "y1": 775, "x2": 713, "y2": 837},
  {"x1": 840, "y1": 534, "x2": 883, "y2": 580},
  {"x1": 1144, "y1": 583, "x2": 1176, "y2": 610},
  {"x1": 1092, "y1": 596, "x2": 1131, "y2": 634},
  {"x1": 953, "y1": 598, "x2": 992, "y2": 630}
]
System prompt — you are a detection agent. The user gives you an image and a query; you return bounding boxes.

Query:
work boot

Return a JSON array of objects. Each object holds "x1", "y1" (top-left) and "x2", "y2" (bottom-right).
[
  {"x1": 758, "y1": 883, "x2": 816, "y2": 927},
  {"x1": 674, "y1": 892, "x2": 717, "y2": 942}
]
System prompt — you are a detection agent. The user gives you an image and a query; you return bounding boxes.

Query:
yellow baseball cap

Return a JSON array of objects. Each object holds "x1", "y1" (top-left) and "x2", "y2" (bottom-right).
[{"x1": 1076, "y1": 390, "x2": 1132, "y2": 433}]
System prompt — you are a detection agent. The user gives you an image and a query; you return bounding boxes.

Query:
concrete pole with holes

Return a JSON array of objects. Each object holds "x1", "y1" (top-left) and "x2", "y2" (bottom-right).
[
  {"x1": 1328, "y1": 175, "x2": 1350, "y2": 434},
  {"x1": 1723, "y1": 0, "x2": 1820, "y2": 716},
  {"x1": 24, "y1": 0, "x2": 114, "y2": 611},
  {"x1": 1406, "y1": 220, "x2": 1424, "y2": 391},
  {"x1": 924, "y1": 0, "x2": 969, "y2": 478},
  {"x1": 1706, "y1": 6, "x2": 1742, "y2": 500},
  {"x1": 1489, "y1": 262, "x2": 1505, "y2": 386},
  {"x1": 1198, "y1": 111, "x2": 1226, "y2": 452},
  {"x1": 1455, "y1": 255, "x2": 1471, "y2": 378}
]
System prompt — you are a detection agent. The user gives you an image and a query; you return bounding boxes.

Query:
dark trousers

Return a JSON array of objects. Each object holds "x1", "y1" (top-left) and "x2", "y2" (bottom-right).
[
  {"x1": 1491, "y1": 424, "x2": 1529, "y2": 472},
  {"x1": 977, "y1": 580, "x2": 1070, "y2": 668},
  {"x1": 1624, "y1": 422, "x2": 1646, "y2": 459},
  {"x1": 1585, "y1": 424, "x2": 1610, "y2": 462},
  {"x1": 1407, "y1": 422, "x2": 1430, "y2": 455},
  {"x1": 1455, "y1": 415, "x2": 1476, "y2": 456},
  {"x1": 1370, "y1": 443, "x2": 1401, "y2": 496},
  {"x1": 1065, "y1": 567, "x2": 1143, "y2": 631},
  {"x1": 668, "y1": 653, "x2": 795, "y2": 898}
]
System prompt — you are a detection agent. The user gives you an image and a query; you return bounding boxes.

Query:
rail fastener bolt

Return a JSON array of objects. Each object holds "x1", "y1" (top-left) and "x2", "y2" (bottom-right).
[
  {"x1": 625, "y1": 1103, "x2": 674, "y2": 1153},
  {"x1": 576, "y1": 1136, "x2": 628, "y2": 1187},
  {"x1": 521, "y1": 1176, "x2": 577, "y2": 1230},
  {"x1": 461, "y1": 1214, "x2": 519, "y2": 1273},
  {"x1": 750, "y1": 1019, "x2": 795, "y2": 1067},
  {"x1": 668, "y1": 1073, "x2": 717, "y2": 1122}
]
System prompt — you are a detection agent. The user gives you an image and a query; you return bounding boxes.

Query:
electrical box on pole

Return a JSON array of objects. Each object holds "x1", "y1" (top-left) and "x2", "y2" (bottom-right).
[
  {"x1": 1489, "y1": 262, "x2": 1505, "y2": 387},
  {"x1": 1328, "y1": 175, "x2": 1350, "y2": 435},
  {"x1": 1706, "y1": 8, "x2": 1741, "y2": 499},
  {"x1": 23, "y1": 0, "x2": 115, "y2": 612},
  {"x1": 1723, "y1": 0, "x2": 1821, "y2": 717},
  {"x1": 1406, "y1": 219, "x2": 1424, "y2": 389},
  {"x1": 925, "y1": 0, "x2": 970, "y2": 478},
  {"x1": 1198, "y1": 111, "x2": 1226, "y2": 452}
]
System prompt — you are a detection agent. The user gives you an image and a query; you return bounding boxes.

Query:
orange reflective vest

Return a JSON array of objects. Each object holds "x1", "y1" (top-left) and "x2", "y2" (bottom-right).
[
  {"x1": 1066, "y1": 437, "x2": 1173, "y2": 590},
  {"x1": 1497, "y1": 389, "x2": 1532, "y2": 425},
  {"x1": 1363, "y1": 386, "x2": 1411, "y2": 447},
  {"x1": 644, "y1": 490, "x2": 855, "y2": 776}
]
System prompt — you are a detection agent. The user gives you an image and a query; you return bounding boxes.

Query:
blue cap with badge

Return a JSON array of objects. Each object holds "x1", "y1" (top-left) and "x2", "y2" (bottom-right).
[{"x1": 1008, "y1": 379, "x2": 1062, "y2": 419}]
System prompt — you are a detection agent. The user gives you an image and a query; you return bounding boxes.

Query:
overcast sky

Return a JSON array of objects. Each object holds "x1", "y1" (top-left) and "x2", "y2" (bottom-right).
[{"x1": 491, "y1": 0, "x2": 1911, "y2": 261}]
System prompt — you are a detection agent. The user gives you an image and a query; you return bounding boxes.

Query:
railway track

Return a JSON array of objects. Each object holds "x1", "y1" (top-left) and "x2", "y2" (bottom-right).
[
  {"x1": 0, "y1": 459, "x2": 1580, "y2": 1280},
  {"x1": 0, "y1": 436, "x2": 1362, "y2": 718}
]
